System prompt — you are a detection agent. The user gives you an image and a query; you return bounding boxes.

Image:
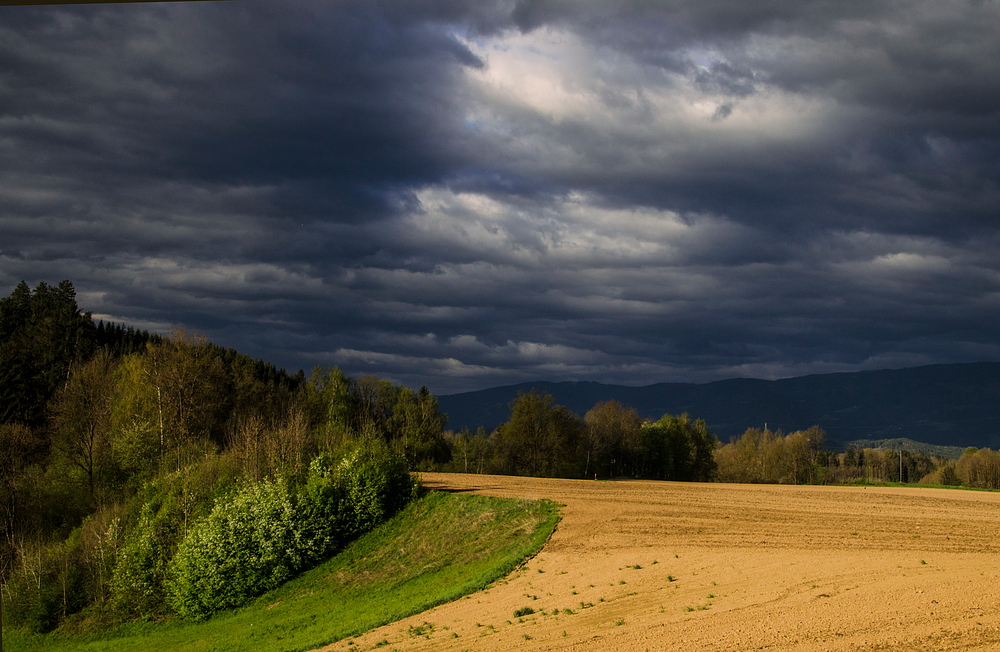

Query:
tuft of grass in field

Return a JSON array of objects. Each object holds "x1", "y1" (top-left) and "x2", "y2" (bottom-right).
[{"x1": 5, "y1": 491, "x2": 560, "y2": 652}]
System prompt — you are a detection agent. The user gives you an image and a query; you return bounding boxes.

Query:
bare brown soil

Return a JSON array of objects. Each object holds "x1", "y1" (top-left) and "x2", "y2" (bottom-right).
[{"x1": 320, "y1": 473, "x2": 1000, "y2": 652}]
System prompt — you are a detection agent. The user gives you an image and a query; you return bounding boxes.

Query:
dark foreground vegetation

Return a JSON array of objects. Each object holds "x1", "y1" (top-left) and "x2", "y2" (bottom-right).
[{"x1": 3, "y1": 280, "x2": 998, "y2": 641}]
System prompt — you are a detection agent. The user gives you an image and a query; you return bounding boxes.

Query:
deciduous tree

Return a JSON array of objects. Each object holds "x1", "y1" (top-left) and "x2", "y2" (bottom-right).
[{"x1": 492, "y1": 390, "x2": 584, "y2": 478}]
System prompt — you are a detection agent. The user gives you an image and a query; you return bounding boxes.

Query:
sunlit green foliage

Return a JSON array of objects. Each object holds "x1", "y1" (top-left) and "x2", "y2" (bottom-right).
[
  {"x1": 165, "y1": 479, "x2": 302, "y2": 619},
  {"x1": 715, "y1": 426, "x2": 826, "y2": 484},
  {"x1": 638, "y1": 413, "x2": 718, "y2": 482}
]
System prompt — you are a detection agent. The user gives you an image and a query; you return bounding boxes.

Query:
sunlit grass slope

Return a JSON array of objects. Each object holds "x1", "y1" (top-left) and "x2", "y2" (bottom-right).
[{"x1": 6, "y1": 491, "x2": 560, "y2": 652}]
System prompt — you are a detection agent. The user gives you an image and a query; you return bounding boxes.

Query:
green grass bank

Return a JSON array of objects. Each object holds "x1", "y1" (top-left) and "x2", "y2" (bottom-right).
[{"x1": 5, "y1": 491, "x2": 560, "y2": 652}]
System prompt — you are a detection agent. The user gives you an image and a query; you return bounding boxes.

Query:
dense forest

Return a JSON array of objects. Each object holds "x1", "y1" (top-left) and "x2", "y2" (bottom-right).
[{"x1": 2, "y1": 280, "x2": 997, "y2": 636}]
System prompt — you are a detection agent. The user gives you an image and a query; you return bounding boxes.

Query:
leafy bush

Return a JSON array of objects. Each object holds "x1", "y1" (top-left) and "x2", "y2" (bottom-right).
[
  {"x1": 294, "y1": 454, "x2": 353, "y2": 566},
  {"x1": 110, "y1": 510, "x2": 170, "y2": 618},
  {"x1": 335, "y1": 440, "x2": 419, "y2": 534},
  {"x1": 110, "y1": 462, "x2": 235, "y2": 619},
  {"x1": 164, "y1": 441, "x2": 418, "y2": 620},
  {"x1": 165, "y1": 479, "x2": 301, "y2": 620}
]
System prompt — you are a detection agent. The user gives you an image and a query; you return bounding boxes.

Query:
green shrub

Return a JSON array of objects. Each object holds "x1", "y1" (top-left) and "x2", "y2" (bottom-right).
[
  {"x1": 163, "y1": 442, "x2": 418, "y2": 620},
  {"x1": 165, "y1": 479, "x2": 301, "y2": 620},
  {"x1": 110, "y1": 465, "x2": 229, "y2": 619},
  {"x1": 335, "y1": 440, "x2": 419, "y2": 534},
  {"x1": 110, "y1": 510, "x2": 169, "y2": 618},
  {"x1": 294, "y1": 454, "x2": 353, "y2": 565}
]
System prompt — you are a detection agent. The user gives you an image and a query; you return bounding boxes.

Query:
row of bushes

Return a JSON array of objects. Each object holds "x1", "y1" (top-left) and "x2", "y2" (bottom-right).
[{"x1": 4, "y1": 440, "x2": 418, "y2": 628}]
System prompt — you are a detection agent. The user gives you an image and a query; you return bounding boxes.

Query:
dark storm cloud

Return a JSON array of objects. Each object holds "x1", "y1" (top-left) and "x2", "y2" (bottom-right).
[{"x1": 1, "y1": 0, "x2": 999, "y2": 394}]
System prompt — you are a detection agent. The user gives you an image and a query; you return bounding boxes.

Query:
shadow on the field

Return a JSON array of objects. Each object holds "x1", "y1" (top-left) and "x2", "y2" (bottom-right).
[{"x1": 423, "y1": 484, "x2": 481, "y2": 493}]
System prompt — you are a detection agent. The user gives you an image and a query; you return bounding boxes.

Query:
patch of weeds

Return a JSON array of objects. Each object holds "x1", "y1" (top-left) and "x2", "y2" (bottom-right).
[
  {"x1": 579, "y1": 601, "x2": 594, "y2": 609},
  {"x1": 571, "y1": 590, "x2": 578, "y2": 595},
  {"x1": 522, "y1": 634, "x2": 532, "y2": 641},
  {"x1": 562, "y1": 631, "x2": 568, "y2": 637},
  {"x1": 599, "y1": 597, "x2": 605, "y2": 603},
  {"x1": 407, "y1": 622, "x2": 434, "y2": 637},
  {"x1": 619, "y1": 580, "x2": 626, "y2": 585},
  {"x1": 851, "y1": 532, "x2": 859, "y2": 536},
  {"x1": 514, "y1": 606, "x2": 535, "y2": 617},
  {"x1": 450, "y1": 632, "x2": 459, "y2": 638},
  {"x1": 562, "y1": 608, "x2": 574, "y2": 615},
  {"x1": 707, "y1": 594, "x2": 715, "y2": 599},
  {"x1": 667, "y1": 575, "x2": 677, "y2": 582},
  {"x1": 652, "y1": 560, "x2": 658, "y2": 565},
  {"x1": 537, "y1": 568, "x2": 545, "y2": 573},
  {"x1": 374, "y1": 639, "x2": 391, "y2": 648},
  {"x1": 524, "y1": 593, "x2": 539, "y2": 600},
  {"x1": 920, "y1": 560, "x2": 928, "y2": 565},
  {"x1": 615, "y1": 619, "x2": 625, "y2": 626}
]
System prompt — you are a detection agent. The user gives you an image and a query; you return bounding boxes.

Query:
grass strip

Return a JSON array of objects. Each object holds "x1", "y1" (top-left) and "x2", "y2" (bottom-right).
[{"x1": 5, "y1": 491, "x2": 560, "y2": 652}]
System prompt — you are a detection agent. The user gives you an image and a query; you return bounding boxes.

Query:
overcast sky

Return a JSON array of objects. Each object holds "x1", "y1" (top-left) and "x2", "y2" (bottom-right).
[{"x1": 2, "y1": 0, "x2": 999, "y2": 394}]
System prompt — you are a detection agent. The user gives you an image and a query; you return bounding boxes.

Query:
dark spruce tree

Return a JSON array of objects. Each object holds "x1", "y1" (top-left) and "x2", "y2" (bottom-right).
[{"x1": 0, "y1": 280, "x2": 96, "y2": 426}]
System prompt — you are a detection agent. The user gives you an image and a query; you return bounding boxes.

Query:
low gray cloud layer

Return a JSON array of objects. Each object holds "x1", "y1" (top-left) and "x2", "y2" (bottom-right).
[{"x1": 2, "y1": 0, "x2": 998, "y2": 393}]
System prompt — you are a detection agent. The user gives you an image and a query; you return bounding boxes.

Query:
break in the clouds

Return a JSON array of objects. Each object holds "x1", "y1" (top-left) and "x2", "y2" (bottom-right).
[{"x1": 2, "y1": 0, "x2": 999, "y2": 394}]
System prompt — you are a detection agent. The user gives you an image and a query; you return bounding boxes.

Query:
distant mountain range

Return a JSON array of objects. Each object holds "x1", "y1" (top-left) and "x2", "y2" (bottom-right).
[{"x1": 438, "y1": 362, "x2": 1000, "y2": 450}]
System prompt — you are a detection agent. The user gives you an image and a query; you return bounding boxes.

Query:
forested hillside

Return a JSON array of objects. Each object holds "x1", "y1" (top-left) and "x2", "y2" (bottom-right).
[{"x1": 0, "y1": 281, "x2": 441, "y2": 633}]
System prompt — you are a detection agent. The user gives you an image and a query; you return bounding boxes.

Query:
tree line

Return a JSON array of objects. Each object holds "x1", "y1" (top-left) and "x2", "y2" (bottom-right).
[{"x1": 441, "y1": 392, "x2": 716, "y2": 482}]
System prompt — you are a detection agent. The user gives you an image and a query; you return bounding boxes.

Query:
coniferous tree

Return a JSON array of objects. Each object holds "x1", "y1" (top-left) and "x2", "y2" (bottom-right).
[{"x1": 0, "y1": 280, "x2": 96, "y2": 426}]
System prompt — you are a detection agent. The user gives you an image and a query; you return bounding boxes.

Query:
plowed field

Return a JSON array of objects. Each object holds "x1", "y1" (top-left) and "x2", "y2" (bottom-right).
[{"x1": 320, "y1": 473, "x2": 1000, "y2": 652}]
